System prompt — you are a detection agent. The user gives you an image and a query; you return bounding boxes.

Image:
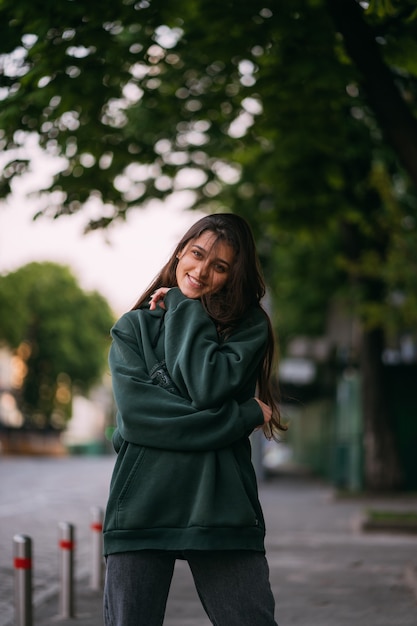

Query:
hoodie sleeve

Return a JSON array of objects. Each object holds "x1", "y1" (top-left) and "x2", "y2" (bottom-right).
[
  {"x1": 163, "y1": 288, "x2": 268, "y2": 408},
  {"x1": 109, "y1": 313, "x2": 264, "y2": 452}
]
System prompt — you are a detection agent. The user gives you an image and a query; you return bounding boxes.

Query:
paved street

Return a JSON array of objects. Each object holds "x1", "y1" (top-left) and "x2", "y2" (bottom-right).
[
  {"x1": 0, "y1": 455, "x2": 114, "y2": 626},
  {"x1": 1, "y1": 455, "x2": 417, "y2": 625}
]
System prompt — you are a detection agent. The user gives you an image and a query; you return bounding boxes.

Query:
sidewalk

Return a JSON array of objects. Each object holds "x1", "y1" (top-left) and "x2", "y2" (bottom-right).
[{"x1": 33, "y1": 473, "x2": 417, "y2": 625}]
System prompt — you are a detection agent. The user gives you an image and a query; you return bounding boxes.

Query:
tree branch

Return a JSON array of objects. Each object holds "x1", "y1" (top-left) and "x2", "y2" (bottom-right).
[{"x1": 327, "y1": 0, "x2": 417, "y2": 188}]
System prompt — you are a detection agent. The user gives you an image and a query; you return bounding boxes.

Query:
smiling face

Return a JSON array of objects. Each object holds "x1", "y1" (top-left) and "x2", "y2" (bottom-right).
[{"x1": 175, "y1": 231, "x2": 235, "y2": 299}]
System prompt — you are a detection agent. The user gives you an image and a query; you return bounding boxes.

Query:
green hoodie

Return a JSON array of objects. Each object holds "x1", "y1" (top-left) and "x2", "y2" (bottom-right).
[{"x1": 103, "y1": 288, "x2": 268, "y2": 555}]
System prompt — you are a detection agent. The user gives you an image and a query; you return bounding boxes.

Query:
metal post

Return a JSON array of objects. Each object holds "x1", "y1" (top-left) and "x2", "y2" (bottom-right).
[
  {"x1": 90, "y1": 506, "x2": 104, "y2": 590},
  {"x1": 13, "y1": 534, "x2": 33, "y2": 626},
  {"x1": 58, "y1": 522, "x2": 75, "y2": 618}
]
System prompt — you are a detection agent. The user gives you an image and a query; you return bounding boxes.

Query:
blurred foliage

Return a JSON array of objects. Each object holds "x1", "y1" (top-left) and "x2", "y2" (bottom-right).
[
  {"x1": 0, "y1": 262, "x2": 114, "y2": 428},
  {"x1": 0, "y1": 0, "x2": 417, "y2": 347},
  {"x1": 365, "y1": 0, "x2": 417, "y2": 21}
]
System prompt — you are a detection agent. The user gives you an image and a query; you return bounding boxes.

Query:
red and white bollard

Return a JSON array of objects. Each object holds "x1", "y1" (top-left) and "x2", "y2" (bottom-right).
[
  {"x1": 58, "y1": 522, "x2": 75, "y2": 618},
  {"x1": 13, "y1": 534, "x2": 33, "y2": 626},
  {"x1": 90, "y1": 506, "x2": 104, "y2": 590}
]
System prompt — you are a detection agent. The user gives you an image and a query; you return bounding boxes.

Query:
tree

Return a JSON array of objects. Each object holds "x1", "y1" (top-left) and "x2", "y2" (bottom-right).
[
  {"x1": 327, "y1": 0, "x2": 417, "y2": 187},
  {"x1": 1, "y1": 0, "x2": 417, "y2": 488},
  {"x1": 0, "y1": 262, "x2": 114, "y2": 428}
]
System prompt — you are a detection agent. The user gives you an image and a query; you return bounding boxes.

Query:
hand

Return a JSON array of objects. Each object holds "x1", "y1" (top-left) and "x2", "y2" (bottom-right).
[
  {"x1": 149, "y1": 287, "x2": 171, "y2": 311},
  {"x1": 254, "y1": 398, "x2": 272, "y2": 425}
]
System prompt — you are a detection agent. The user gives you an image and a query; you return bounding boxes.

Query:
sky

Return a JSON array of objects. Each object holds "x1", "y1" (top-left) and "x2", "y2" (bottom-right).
[{"x1": 0, "y1": 150, "x2": 205, "y2": 316}]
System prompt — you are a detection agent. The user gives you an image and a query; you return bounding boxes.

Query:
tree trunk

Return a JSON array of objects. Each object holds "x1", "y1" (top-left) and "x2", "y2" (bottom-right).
[
  {"x1": 340, "y1": 219, "x2": 404, "y2": 491},
  {"x1": 327, "y1": 0, "x2": 417, "y2": 189},
  {"x1": 360, "y1": 326, "x2": 403, "y2": 490}
]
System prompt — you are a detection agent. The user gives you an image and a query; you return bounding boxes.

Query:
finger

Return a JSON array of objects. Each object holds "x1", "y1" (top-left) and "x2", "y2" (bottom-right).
[
  {"x1": 149, "y1": 293, "x2": 159, "y2": 310},
  {"x1": 149, "y1": 293, "x2": 166, "y2": 310}
]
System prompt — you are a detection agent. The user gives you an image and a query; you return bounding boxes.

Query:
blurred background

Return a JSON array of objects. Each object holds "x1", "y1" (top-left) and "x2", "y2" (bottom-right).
[{"x1": 1, "y1": 0, "x2": 417, "y2": 493}]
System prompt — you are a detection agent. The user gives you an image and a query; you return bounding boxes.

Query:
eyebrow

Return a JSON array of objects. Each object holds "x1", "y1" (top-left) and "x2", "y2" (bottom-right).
[{"x1": 192, "y1": 244, "x2": 231, "y2": 268}]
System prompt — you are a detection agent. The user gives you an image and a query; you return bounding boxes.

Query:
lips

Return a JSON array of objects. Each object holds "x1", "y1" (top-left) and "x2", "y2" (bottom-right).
[{"x1": 187, "y1": 273, "x2": 204, "y2": 289}]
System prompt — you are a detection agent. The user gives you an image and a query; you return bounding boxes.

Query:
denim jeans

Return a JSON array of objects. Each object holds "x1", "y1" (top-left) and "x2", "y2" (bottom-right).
[{"x1": 104, "y1": 550, "x2": 278, "y2": 626}]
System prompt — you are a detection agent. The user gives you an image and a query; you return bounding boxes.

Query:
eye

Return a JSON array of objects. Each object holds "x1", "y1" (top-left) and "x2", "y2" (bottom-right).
[
  {"x1": 215, "y1": 263, "x2": 228, "y2": 273},
  {"x1": 192, "y1": 249, "x2": 203, "y2": 258}
]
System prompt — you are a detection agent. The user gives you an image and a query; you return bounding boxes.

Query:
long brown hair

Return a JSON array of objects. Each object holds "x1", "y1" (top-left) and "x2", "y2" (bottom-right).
[{"x1": 133, "y1": 213, "x2": 286, "y2": 438}]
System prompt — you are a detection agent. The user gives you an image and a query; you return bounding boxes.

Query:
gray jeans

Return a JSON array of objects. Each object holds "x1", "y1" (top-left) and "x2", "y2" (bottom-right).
[{"x1": 104, "y1": 550, "x2": 278, "y2": 626}]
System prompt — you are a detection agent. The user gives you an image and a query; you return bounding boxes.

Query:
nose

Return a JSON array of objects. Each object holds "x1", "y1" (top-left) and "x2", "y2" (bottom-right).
[{"x1": 196, "y1": 260, "x2": 209, "y2": 278}]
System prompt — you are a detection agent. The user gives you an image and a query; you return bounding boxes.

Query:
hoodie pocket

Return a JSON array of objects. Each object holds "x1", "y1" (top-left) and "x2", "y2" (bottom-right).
[{"x1": 114, "y1": 444, "x2": 259, "y2": 531}]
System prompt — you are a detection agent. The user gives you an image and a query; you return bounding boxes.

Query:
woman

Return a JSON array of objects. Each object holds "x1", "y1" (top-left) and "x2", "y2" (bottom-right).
[{"x1": 103, "y1": 213, "x2": 285, "y2": 626}]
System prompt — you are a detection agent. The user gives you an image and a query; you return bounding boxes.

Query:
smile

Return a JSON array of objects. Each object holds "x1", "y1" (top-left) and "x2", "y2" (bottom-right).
[{"x1": 187, "y1": 274, "x2": 204, "y2": 288}]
